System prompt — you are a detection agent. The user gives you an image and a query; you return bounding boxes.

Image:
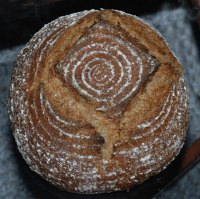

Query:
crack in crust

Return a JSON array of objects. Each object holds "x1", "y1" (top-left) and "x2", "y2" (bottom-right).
[{"x1": 53, "y1": 18, "x2": 161, "y2": 158}]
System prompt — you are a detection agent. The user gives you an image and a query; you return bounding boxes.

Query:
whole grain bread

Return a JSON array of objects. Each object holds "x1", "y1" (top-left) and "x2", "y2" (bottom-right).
[{"x1": 8, "y1": 9, "x2": 189, "y2": 193}]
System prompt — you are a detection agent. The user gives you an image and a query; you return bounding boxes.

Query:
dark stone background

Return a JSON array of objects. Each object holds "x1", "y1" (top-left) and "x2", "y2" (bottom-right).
[{"x1": 0, "y1": 2, "x2": 200, "y2": 199}]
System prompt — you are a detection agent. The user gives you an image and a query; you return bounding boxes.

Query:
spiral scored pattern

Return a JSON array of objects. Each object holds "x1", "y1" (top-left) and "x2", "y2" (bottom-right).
[
  {"x1": 8, "y1": 10, "x2": 189, "y2": 193},
  {"x1": 60, "y1": 21, "x2": 160, "y2": 111}
]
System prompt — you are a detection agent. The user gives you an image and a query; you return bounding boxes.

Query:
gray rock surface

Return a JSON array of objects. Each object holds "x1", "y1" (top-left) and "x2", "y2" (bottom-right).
[{"x1": 0, "y1": 6, "x2": 200, "y2": 199}]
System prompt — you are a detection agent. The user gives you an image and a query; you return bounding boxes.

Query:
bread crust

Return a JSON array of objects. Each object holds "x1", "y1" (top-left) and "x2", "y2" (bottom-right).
[{"x1": 8, "y1": 9, "x2": 189, "y2": 193}]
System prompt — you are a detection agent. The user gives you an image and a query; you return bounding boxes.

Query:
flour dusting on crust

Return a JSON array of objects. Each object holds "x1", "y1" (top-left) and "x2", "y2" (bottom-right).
[{"x1": 8, "y1": 9, "x2": 189, "y2": 193}]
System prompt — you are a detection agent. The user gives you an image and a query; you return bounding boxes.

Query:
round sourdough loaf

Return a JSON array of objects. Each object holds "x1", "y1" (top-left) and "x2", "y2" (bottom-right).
[{"x1": 8, "y1": 9, "x2": 189, "y2": 193}]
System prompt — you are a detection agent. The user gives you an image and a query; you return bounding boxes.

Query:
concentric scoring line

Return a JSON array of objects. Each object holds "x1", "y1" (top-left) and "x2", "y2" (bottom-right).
[{"x1": 62, "y1": 22, "x2": 150, "y2": 111}]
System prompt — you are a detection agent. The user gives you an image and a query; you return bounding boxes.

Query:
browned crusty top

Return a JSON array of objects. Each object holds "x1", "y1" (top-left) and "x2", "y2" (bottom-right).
[{"x1": 8, "y1": 9, "x2": 189, "y2": 193}]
